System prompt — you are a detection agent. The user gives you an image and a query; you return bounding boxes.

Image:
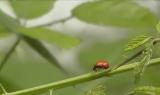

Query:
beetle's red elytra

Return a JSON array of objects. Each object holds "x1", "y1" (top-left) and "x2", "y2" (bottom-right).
[{"x1": 93, "y1": 60, "x2": 109, "y2": 71}]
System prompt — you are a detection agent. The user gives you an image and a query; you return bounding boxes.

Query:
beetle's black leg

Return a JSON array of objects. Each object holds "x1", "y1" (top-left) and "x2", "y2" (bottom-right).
[{"x1": 93, "y1": 66, "x2": 97, "y2": 72}]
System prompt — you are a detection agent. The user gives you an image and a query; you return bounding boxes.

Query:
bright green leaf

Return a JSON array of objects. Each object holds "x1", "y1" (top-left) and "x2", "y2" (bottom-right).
[
  {"x1": 124, "y1": 35, "x2": 151, "y2": 52},
  {"x1": 18, "y1": 27, "x2": 80, "y2": 48},
  {"x1": 72, "y1": 0, "x2": 158, "y2": 28},
  {"x1": 156, "y1": 21, "x2": 160, "y2": 33},
  {"x1": 9, "y1": 0, "x2": 55, "y2": 19}
]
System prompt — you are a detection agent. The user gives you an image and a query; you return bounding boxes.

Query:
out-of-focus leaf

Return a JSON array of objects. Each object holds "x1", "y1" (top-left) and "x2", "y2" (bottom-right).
[
  {"x1": 124, "y1": 35, "x2": 151, "y2": 52},
  {"x1": 82, "y1": 85, "x2": 106, "y2": 95},
  {"x1": 0, "y1": 10, "x2": 18, "y2": 31},
  {"x1": 22, "y1": 35, "x2": 67, "y2": 74},
  {"x1": 18, "y1": 27, "x2": 80, "y2": 48},
  {"x1": 156, "y1": 21, "x2": 160, "y2": 33},
  {"x1": 129, "y1": 86, "x2": 160, "y2": 95},
  {"x1": 9, "y1": 0, "x2": 55, "y2": 19},
  {"x1": 0, "y1": 51, "x2": 66, "y2": 93},
  {"x1": 0, "y1": 10, "x2": 68, "y2": 73},
  {"x1": 0, "y1": 25, "x2": 10, "y2": 38},
  {"x1": 0, "y1": 76, "x2": 22, "y2": 92},
  {"x1": 72, "y1": 0, "x2": 158, "y2": 28},
  {"x1": 0, "y1": 10, "x2": 17, "y2": 37}
]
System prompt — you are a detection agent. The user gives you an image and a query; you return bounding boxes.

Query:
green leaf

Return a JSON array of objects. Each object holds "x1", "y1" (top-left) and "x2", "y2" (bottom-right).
[
  {"x1": 124, "y1": 35, "x2": 151, "y2": 52},
  {"x1": 0, "y1": 9, "x2": 68, "y2": 74},
  {"x1": 156, "y1": 21, "x2": 160, "y2": 33},
  {"x1": 22, "y1": 35, "x2": 68, "y2": 74},
  {"x1": 17, "y1": 27, "x2": 80, "y2": 48},
  {"x1": 9, "y1": 0, "x2": 55, "y2": 19},
  {"x1": 0, "y1": 25, "x2": 10, "y2": 38},
  {"x1": 0, "y1": 10, "x2": 17, "y2": 37},
  {"x1": 129, "y1": 86, "x2": 160, "y2": 95},
  {"x1": 0, "y1": 10, "x2": 18, "y2": 29},
  {"x1": 72, "y1": 0, "x2": 158, "y2": 28}
]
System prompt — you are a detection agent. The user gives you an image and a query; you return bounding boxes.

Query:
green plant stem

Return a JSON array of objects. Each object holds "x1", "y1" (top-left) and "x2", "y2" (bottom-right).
[
  {"x1": 36, "y1": 16, "x2": 73, "y2": 27},
  {"x1": 0, "y1": 36, "x2": 21, "y2": 72},
  {"x1": 2, "y1": 58, "x2": 160, "y2": 95},
  {"x1": 112, "y1": 38, "x2": 160, "y2": 70}
]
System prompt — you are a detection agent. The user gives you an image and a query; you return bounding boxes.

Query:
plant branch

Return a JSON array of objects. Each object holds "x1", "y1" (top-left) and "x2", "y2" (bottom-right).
[
  {"x1": 0, "y1": 36, "x2": 21, "y2": 72},
  {"x1": 112, "y1": 38, "x2": 160, "y2": 70},
  {"x1": 2, "y1": 58, "x2": 160, "y2": 95},
  {"x1": 36, "y1": 16, "x2": 73, "y2": 27}
]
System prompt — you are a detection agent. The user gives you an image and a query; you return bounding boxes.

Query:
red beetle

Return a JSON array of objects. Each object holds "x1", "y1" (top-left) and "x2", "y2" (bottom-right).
[{"x1": 93, "y1": 60, "x2": 109, "y2": 71}]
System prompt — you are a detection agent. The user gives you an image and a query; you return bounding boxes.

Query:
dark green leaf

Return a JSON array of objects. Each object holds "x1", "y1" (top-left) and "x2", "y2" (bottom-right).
[
  {"x1": 9, "y1": 0, "x2": 55, "y2": 19},
  {"x1": 17, "y1": 27, "x2": 80, "y2": 48},
  {"x1": 22, "y1": 35, "x2": 67, "y2": 74},
  {"x1": 0, "y1": 10, "x2": 18, "y2": 30},
  {"x1": 0, "y1": 10, "x2": 17, "y2": 37},
  {"x1": 72, "y1": 0, "x2": 158, "y2": 28}
]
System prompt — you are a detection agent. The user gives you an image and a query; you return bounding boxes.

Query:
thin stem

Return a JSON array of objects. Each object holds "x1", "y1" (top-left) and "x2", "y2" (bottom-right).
[
  {"x1": 49, "y1": 89, "x2": 53, "y2": 95},
  {"x1": 36, "y1": 16, "x2": 73, "y2": 27},
  {"x1": 2, "y1": 58, "x2": 160, "y2": 95},
  {"x1": 0, "y1": 36, "x2": 21, "y2": 71},
  {"x1": 112, "y1": 38, "x2": 160, "y2": 70},
  {"x1": 0, "y1": 83, "x2": 7, "y2": 94},
  {"x1": 112, "y1": 49, "x2": 143, "y2": 70}
]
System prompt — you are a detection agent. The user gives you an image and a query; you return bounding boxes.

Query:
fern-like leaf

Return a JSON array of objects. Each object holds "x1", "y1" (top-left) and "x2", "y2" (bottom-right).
[
  {"x1": 125, "y1": 35, "x2": 151, "y2": 52},
  {"x1": 128, "y1": 86, "x2": 160, "y2": 95},
  {"x1": 83, "y1": 85, "x2": 106, "y2": 95},
  {"x1": 134, "y1": 41, "x2": 153, "y2": 84}
]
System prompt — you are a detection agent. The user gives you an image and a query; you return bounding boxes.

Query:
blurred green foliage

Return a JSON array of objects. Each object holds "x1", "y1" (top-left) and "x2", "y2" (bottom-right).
[
  {"x1": 10, "y1": 0, "x2": 55, "y2": 19},
  {"x1": 72, "y1": 0, "x2": 158, "y2": 28},
  {"x1": 18, "y1": 27, "x2": 80, "y2": 49},
  {"x1": 0, "y1": 0, "x2": 160, "y2": 95}
]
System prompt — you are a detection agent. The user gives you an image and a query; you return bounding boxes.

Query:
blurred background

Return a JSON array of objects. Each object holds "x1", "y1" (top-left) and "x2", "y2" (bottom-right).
[{"x1": 0, "y1": 0, "x2": 160, "y2": 95}]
